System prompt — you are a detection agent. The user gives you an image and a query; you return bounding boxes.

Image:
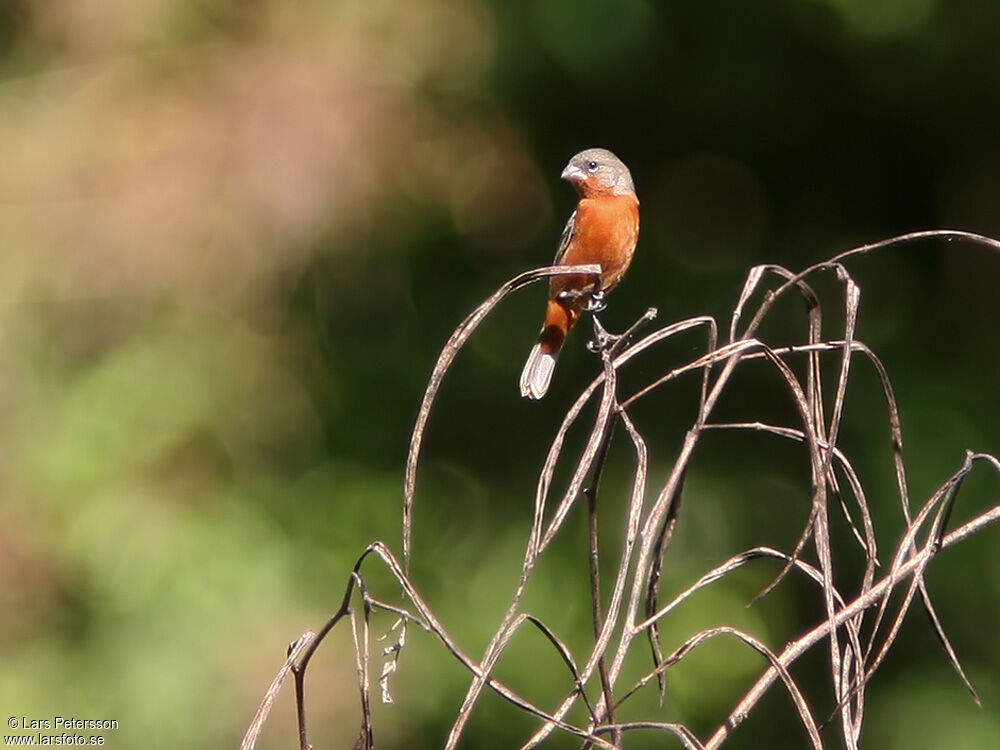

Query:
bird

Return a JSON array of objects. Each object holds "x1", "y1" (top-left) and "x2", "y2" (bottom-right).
[{"x1": 519, "y1": 148, "x2": 639, "y2": 400}]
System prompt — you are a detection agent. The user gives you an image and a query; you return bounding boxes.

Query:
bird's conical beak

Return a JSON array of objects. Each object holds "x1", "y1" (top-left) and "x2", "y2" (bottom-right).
[{"x1": 561, "y1": 164, "x2": 586, "y2": 183}]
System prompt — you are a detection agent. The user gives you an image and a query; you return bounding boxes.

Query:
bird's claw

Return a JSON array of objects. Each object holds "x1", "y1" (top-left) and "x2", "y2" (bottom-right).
[
  {"x1": 556, "y1": 287, "x2": 604, "y2": 309},
  {"x1": 583, "y1": 290, "x2": 607, "y2": 313},
  {"x1": 586, "y1": 333, "x2": 620, "y2": 353},
  {"x1": 587, "y1": 316, "x2": 620, "y2": 352}
]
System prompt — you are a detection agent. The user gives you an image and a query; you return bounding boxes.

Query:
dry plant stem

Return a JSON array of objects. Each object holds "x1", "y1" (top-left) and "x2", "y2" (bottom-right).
[
  {"x1": 690, "y1": 627, "x2": 827, "y2": 748},
  {"x1": 594, "y1": 722, "x2": 705, "y2": 750},
  {"x1": 814, "y1": 269, "x2": 863, "y2": 745},
  {"x1": 849, "y1": 327, "x2": 975, "y2": 709},
  {"x1": 444, "y1": 350, "x2": 622, "y2": 750},
  {"x1": 519, "y1": 614, "x2": 600, "y2": 721},
  {"x1": 264, "y1": 549, "x2": 567, "y2": 750},
  {"x1": 245, "y1": 229, "x2": 1000, "y2": 750},
  {"x1": 404, "y1": 263, "x2": 601, "y2": 571},
  {"x1": 355, "y1": 604, "x2": 375, "y2": 749},
  {"x1": 621, "y1": 235, "x2": 1000, "y2": 744},
  {"x1": 684, "y1": 423, "x2": 871, "y2": 736},
  {"x1": 742, "y1": 233, "x2": 999, "y2": 553},
  {"x1": 705, "y1": 491, "x2": 1000, "y2": 749},
  {"x1": 597, "y1": 257, "x2": 873, "y2": 738},
  {"x1": 851, "y1": 453, "x2": 998, "y2": 703},
  {"x1": 607, "y1": 345, "x2": 824, "y2": 711},
  {"x1": 559, "y1": 291, "x2": 989, "y2": 747},
  {"x1": 737, "y1": 308, "x2": 978, "y2": 712},
  {"x1": 448, "y1": 309, "x2": 656, "y2": 750},
  {"x1": 631, "y1": 547, "x2": 851, "y2": 643},
  {"x1": 522, "y1": 409, "x2": 651, "y2": 750},
  {"x1": 535, "y1": 231, "x2": 1000, "y2": 743},
  {"x1": 607, "y1": 625, "x2": 825, "y2": 749},
  {"x1": 584, "y1": 418, "x2": 617, "y2": 746},
  {"x1": 726, "y1": 337, "x2": 911, "y2": 570},
  {"x1": 579, "y1": 314, "x2": 655, "y2": 749},
  {"x1": 335, "y1": 545, "x2": 627, "y2": 749},
  {"x1": 522, "y1": 328, "x2": 716, "y2": 748},
  {"x1": 526, "y1": 337, "x2": 807, "y2": 747},
  {"x1": 613, "y1": 546, "x2": 868, "y2": 736},
  {"x1": 645, "y1": 462, "x2": 684, "y2": 703},
  {"x1": 397, "y1": 262, "x2": 600, "y2": 747},
  {"x1": 240, "y1": 631, "x2": 316, "y2": 750},
  {"x1": 729, "y1": 264, "x2": 854, "y2": 742},
  {"x1": 642, "y1": 308, "x2": 709, "y2": 692},
  {"x1": 707, "y1": 419, "x2": 876, "y2": 566},
  {"x1": 529, "y1": 326, "x2": 716, "y2": 739},
  {"x1": 727, "y1": 261, "x2": 912, "y2": 744},
  {"x1": 291, "y1": 571, "x2": 369, "y2": 750},
  {"x1": 257, "y1": 485, "x2": 996, "y2": 750}
]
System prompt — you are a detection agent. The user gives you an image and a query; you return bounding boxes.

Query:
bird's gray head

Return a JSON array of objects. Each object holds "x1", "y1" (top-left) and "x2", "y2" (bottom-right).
[{"x1": 560, "y1": 148, "x2": 635, "y2": 197}]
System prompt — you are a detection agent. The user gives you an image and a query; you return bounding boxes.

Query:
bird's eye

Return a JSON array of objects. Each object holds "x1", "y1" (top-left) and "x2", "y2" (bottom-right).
[{"x1": 587, "y1": 161, "x2": 599, "y2": 171}]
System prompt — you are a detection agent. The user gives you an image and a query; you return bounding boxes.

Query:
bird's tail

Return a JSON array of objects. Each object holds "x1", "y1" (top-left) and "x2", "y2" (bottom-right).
[
  {"x1": 519, "y1": 301, "x2": 576, "y2": 399},
  {"x1": 519, "y1": 338, "x2": 559, "y2": 400}
]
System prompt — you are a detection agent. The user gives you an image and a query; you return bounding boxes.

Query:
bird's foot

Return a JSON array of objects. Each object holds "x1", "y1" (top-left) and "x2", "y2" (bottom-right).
[
  {"x1": 586, "y1": 316, "x2": 620, "y2": 352},
  {"x1": 587, "y1": 307, "x2": 658, "y2": 356},
  {"x1": 583, "y1": 289, "x2": 607, "y2": 313},
  {"x1": 556, "y1": 286, "x2": 603, "y2": 306}
]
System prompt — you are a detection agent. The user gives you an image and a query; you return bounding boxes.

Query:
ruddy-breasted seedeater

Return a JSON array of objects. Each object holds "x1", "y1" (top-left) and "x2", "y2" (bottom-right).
[{"x1": 520, "y1": 148, "x2": 639, "y2": 399}]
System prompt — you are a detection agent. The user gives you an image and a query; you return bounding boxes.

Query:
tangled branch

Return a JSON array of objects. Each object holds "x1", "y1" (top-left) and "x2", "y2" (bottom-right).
[{"x1": 243, "y1": 230, "x2": 1000, "y2": 750}]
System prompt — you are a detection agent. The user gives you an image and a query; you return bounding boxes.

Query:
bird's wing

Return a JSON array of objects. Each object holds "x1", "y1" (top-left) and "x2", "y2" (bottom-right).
[{"x1": 552, "y1": 209, "x2": 577, "y2": 265}]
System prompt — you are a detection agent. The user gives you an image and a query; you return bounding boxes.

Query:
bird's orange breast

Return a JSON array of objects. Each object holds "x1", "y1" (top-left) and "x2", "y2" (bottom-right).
[{"x1": 552, "y1": 194, "x2": 639, "y2": 298}]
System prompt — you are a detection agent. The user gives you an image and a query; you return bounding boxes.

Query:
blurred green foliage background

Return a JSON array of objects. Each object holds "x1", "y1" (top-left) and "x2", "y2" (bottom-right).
[{"x1": 1, "y1": 0, "x2": 999, "y2": 747}]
